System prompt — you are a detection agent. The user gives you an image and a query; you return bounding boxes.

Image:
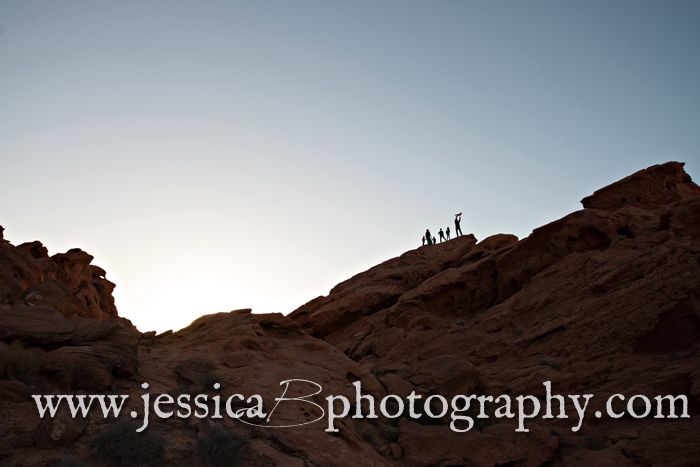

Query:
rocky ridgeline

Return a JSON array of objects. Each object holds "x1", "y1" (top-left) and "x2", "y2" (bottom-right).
[{"x1": 1, "y1": 161, "x2": 699, "y2": 466}]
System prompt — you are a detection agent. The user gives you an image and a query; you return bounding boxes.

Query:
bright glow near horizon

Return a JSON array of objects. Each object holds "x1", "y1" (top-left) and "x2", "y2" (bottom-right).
[{"x1": 1, "y1": 1, "x2": 699, "y2": 332}]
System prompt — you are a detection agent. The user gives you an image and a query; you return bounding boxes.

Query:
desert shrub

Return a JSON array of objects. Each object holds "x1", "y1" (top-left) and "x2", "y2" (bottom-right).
[
  {"x1": 380, "y1": 424, "x2": 400, "y2": 443},
  {"x1": 0, "y1": 339, "x2": 44, "y2": 383},
  {"x1": 583, "y1": 434, "x2": 607, "y2": 451},
  {"x1": 472, "y1": 414, "x2": 495, "y2": 431},
  {"x1": 57, "y1": 456, "x2": 91, "y2": 467},
  {"x1": 199, "y1": 371, "x2": 221, "y2": 393},
  {"x1": 0, "y1": 432, "x2": 15, "y2": 458},
  {"x1": 173, "y1": 371, "x2": 221, "y2": 395},
  {"x1": 198, "y1": 429, "x2": 248, "y2": 467},
  {"x1": 357, "y1": 424, "x2": 375, "y2": 443},
  {"x1": 91, "y1": 422, "x2": 165, "y2": 467}
]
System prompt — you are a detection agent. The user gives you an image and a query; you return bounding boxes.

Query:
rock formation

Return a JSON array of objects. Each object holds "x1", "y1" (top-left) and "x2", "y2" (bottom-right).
[
  {"x1": 0, "y1": 236, "x2": 118, "y2": 321},
  {"x1": 1, "y1": 161, "x2": 699, "y2": 466},
  {"x1": 290, "y1": 161, "x2": 700, "y2": 465}
]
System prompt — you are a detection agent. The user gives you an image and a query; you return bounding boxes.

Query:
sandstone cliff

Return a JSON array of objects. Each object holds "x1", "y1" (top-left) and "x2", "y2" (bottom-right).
[{"x1": 1, "y1": 161, "x2": 699, "y2": 466}]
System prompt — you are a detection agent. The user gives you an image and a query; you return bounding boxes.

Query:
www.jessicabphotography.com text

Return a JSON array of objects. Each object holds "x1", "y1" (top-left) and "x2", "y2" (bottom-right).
[{"x1": 32, "y1": 379, "x2": 690, "y2": 434}]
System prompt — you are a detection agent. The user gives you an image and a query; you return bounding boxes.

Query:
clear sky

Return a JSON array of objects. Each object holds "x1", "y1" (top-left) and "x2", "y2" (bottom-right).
[{"x1": 1, "y1": 1, "x2": 698, "y2": 332}]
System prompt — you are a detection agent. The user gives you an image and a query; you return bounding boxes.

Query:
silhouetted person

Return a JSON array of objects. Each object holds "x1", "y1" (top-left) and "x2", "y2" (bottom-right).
[
  {"x1": 432, "y1": 236, "x2": 436, "y2": 244},
  {"x1": 446, "y1": 227, "x2": 451, "y2": 240},
  {"x1": 422, "y1": 236, "x2": 426, "y2": 246},
  {"x1": 455, "y1": 213, "x2": 463, "y2": 236},
  {"x1": 425, "y1": 229, "x2": 433, "y2": 245},
  {"x1": 438, "y1": 228, "x2": 445, "y2": 243}
]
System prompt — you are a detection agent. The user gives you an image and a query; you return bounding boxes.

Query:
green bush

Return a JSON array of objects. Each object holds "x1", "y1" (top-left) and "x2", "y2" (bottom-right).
[
  {"x1": 91, "y1": 422, "x2": 165, "y2": 467},
  {"x1": 0, "y1": 339, "x2": 44, "y2": 383},
  {"x1": 198, "y1": 429, "x2": 248, "y2": 467}
]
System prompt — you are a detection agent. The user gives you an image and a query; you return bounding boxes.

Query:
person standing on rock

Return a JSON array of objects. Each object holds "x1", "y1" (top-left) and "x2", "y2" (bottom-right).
[
  {"x1": 446, "y1": 226, "x2": 451, "y2": 240},
  {"x1": 422, "y1": 236, "x2": 426, "y2": 246},
  {"x1": 438, "y1": 228, "x2": 446, "y2": 243},
  {"x1": 425, "y1": 229, "x2": 433, "y2": 245},
  {"x1": 432, "y1": 235, "x2": 437, "y2": 244},
  {"x1": 455, "y1": 213, "x2": 463, "y2": 237}
]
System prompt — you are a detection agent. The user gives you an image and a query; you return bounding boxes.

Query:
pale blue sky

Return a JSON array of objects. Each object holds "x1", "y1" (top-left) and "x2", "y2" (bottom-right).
[{"x1": 1, "y1": 1, "x2": 698, "y2": 331}]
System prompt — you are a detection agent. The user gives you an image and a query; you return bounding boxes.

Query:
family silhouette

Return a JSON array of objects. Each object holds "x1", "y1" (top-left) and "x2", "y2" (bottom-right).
[{"x1": 422, "y1": 213, "x2": 464, "y2": 246}]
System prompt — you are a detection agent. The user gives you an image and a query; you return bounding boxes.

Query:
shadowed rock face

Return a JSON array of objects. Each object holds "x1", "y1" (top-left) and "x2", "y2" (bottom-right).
[
  {"x1": 288, "y1": 161, "x2": 700, "y2": 466},
  {"x1": 1, "y1": 161, "x2": 700, "y2": 466},
  {"x1": 0, "y1": 237, "x2": 118, "y2": 320},
  {"x1": 581, "y1": 161, "x2": 700, "y2": 210}
]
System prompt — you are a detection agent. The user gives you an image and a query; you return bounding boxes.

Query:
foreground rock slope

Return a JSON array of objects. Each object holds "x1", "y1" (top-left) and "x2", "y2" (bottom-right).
[
  {"x1": 0, "y1": 161, "x2": 699, "y2": 466},
  {"x1": 290, "y1": 161, "x2": 700, "y2": 466}
]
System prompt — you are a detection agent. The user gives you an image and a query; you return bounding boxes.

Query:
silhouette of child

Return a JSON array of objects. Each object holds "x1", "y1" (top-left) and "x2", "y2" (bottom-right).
[
  {"x1": 422, "y1": 236, "x2": 426, "y2": 246},
  {"x1": 446, "y1": 227, "x2": 451, "y2": 240},
  {"x1": 432, "y1": 236, "x2": 437, "y2": 244}
]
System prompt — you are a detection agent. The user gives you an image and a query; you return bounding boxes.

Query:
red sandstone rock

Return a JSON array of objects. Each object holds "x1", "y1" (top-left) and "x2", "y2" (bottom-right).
[
  {"x1": 1, "y1": 161, "x2": 699, "y2": 466},
  {"x1": 581, "y1": 161, "x2": 700, "y2": 210},
  {"x1": 287, "y1": 161, "x2": 700, "y2": 466},
  {"x1": 0, "y1": 237, "x2": 118, "y2": 320}
]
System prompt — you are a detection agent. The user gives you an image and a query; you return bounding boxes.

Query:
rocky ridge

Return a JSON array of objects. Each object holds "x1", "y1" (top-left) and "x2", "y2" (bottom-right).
[{"x1": 0, "y1": 161, "x2": 699, "y2": 466}]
